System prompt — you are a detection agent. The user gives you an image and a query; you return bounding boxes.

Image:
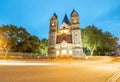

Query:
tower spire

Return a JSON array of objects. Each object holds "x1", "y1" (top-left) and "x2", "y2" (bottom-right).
[
  {"x1": 62, "y1": 14, "x2": 70, "y2": 24},
  {"x1": 71, "y1": 9, "x2": 79, "y2": 17},
  {"x1": 53, "y1": 13, "x2": 57, "y2": 18},
  {"x1": 50, "y1": 13, "x2": 58, "y2": 20}
]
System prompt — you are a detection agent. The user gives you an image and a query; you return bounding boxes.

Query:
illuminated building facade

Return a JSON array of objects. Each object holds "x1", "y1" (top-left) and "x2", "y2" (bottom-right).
[{"x1": 48, "y1": 10, "x2": 83, "y2": 58}]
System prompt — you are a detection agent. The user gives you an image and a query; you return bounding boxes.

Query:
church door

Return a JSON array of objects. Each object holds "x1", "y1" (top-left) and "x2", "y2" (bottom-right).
[{"x1": 62, "y1": 50, "x2": 67, "y2": 58}]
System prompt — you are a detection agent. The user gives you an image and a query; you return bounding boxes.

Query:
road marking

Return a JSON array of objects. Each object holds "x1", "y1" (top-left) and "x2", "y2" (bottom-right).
[{"x1": 105, "y1": 70, "x2": 120, "y2": 82}]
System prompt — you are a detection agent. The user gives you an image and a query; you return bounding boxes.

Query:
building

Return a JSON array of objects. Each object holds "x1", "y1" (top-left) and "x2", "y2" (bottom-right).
[{"x1": 48, "y1": 10, "x2": 83, "y2": 58}]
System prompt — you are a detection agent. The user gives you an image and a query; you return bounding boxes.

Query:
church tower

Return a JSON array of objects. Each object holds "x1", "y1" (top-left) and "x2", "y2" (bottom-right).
[
  {"x1": 71, "y1": 9, "x2": 83, "y2": 58},
  {"x1": 48, "y1": 10, "x2": 83, "y2": 58},
  {"x1": 48, "y1": 13, "x2": 58, "y2": 57}
]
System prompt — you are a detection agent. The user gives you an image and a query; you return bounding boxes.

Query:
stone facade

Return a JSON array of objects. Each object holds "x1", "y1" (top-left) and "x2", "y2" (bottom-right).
[{"x1": 48, "y1": 10, "x2": 83, "y2": 58}]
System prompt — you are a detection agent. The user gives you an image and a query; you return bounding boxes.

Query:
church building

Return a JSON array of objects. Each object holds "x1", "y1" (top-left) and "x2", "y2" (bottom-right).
[{"x1": 48, "y1": 10, "x2": 83, "y2": 58}]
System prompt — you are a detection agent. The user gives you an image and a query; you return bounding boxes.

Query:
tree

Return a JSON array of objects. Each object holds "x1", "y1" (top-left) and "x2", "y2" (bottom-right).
[
  {"x1": 34, "y1": 38, "x2": 48, "y2": 57},
  {"x1": 0, "y1": 25, "x2": 41, "y2": 59},
  {"x1": 82, "y1": 25, "x2": 119, "y2": 56},
  {"x1": 0, "y1": 25, "x2": 18, "y2": 59},
  {"x1": 82, "y1": 25, "x2": 103, "y2": 56},
  {"x1": 28, "y1": 35, "x2": 40, "y2": 53},
  {"x1": 96, "y1": 32, "x2": 118, "y2": 55},
  {"x1": 14, "y1": 27, "x2": 30, "y2": 52}
]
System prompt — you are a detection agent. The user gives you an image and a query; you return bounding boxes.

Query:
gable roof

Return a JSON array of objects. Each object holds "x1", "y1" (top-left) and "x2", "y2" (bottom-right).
[{"x1": 59, "y1": 22, "x2": 69, "y2": 29}]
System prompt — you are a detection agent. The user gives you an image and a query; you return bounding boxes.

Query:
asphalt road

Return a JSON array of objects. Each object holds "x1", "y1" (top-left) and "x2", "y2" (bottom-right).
[{"x1": 0, "y1": 57, "x2": 120, "y2": 82}]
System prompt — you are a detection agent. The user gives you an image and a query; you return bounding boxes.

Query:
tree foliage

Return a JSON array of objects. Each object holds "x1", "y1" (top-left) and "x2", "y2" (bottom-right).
[
  {"x1": 34, "y1": 38, "x2": 48, "y2": 57},
  {"x1": 0, "y1": 25, "x2": 41, "y2": 58},
  {"x1": 82, "y1": 25, "x2": 119, "y2": 56},
  {"x1": 96, "y1": 32, "x2": 119, "y2": 55},
  {"x1": 0, "y1": 25, "x2": 18, "y2": 58},
  {"x1": 82, "y1": 25, "x2": 103, "y2": 56}
]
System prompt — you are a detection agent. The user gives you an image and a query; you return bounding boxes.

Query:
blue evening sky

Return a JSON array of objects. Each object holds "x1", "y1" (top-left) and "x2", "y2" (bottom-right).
[{"x1": 0, "y1": 0, "x2": 120, "y2": 42}]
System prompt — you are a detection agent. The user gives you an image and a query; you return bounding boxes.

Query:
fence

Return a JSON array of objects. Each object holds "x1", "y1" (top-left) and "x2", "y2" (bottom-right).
[{"x1": 0, "y1": 51, "x2": 47, "y2": 59}]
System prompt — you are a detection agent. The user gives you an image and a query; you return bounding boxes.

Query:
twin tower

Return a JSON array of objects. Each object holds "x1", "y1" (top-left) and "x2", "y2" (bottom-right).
[{"x1": 48, "y1": 9, "x2": 83, "y2": 58}]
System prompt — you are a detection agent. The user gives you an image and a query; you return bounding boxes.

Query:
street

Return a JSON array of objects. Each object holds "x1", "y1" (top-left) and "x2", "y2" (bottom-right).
[{"x1": 0, "y1": 56, "x2": 120, "y2": 82}]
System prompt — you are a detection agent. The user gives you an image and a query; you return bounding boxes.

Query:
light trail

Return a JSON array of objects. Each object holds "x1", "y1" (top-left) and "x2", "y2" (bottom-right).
[
  {"x1": 0, "y1": 60, "x2": 56, "y2": 66},
  {"x1": 0, "y1": 56, "x2": 115, "y2": 66}
]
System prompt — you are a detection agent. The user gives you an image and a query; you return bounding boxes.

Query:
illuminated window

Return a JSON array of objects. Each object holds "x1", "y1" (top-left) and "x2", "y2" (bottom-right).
[
  {"x1": 74, "y1": 19, "x2": 77, "y2": 23},
  {"x1": 52, "y1": 23, "x2": 54, "y2": 26},
  {"x1": 56, "y1": 50, "x2": 59, "y2": 55},
  {"x1": 56, "y1": 51, "x2": 60, "y2": 57}
]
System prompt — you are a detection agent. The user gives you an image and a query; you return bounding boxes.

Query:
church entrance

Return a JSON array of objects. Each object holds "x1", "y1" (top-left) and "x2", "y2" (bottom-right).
[{"x1": 62, "y1": 49, "x2": 67, "y2": 58}]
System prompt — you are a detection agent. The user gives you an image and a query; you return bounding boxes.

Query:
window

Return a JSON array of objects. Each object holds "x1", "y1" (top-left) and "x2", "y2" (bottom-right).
[
  {"x1": 63, "y1": 27, "x2": 65, "y2": 29},
  {"x1": 56, "y1": 51, "x2": 60, "y2": 55},
  {"x1": 74, "y1": 19, "x2": 77, "y2": 23},
  {"x1": 51, "y1": 36, "x2": 53, "y2": 38},
  {"x1": 50, "y1": 51, "x2": 53, "y2": 54},
  {"x1": 76, "y1": 51, "x2": 79, "y2": 54},
  {"x1": 52, "y1": 23, "x2": 54, "y2": 26}
]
